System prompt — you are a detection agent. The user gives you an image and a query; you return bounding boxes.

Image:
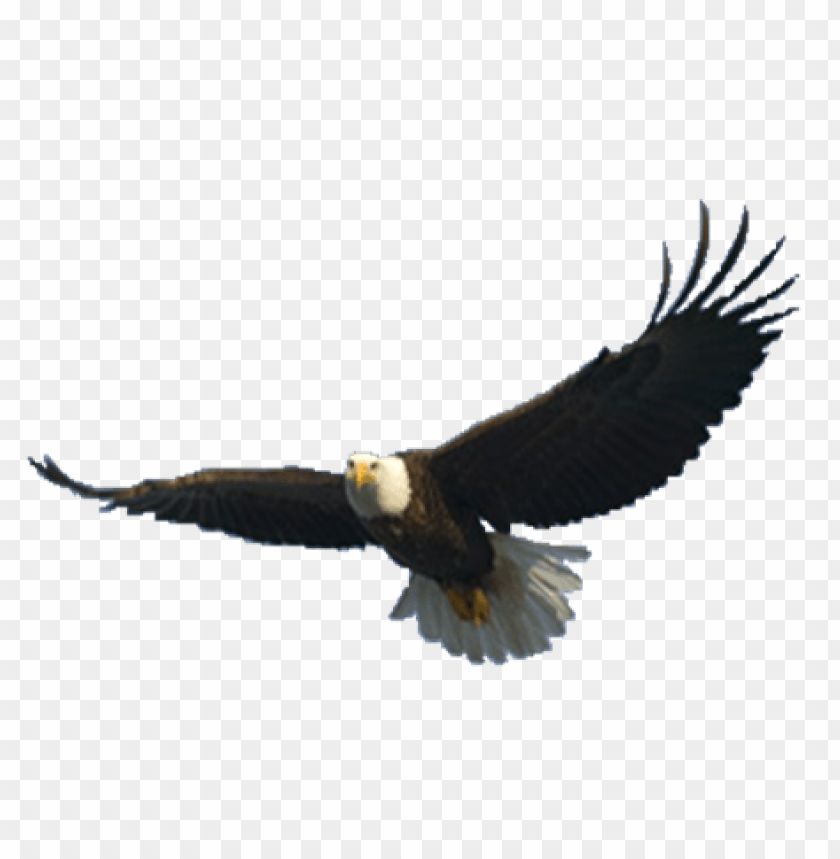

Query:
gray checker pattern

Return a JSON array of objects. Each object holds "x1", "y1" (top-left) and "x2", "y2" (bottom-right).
[{"x1": 6, "y1": 4, "x2": 837, "y2": 858}]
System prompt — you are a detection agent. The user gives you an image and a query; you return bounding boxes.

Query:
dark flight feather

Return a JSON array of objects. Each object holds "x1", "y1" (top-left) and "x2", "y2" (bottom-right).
[
  {"x1": 428, "y1": 203, "x2": 796, "y2": 532},
  {"x1": 28, "y1": 454, "x2": 373, "y2": 550},
  {"x1": 647, "y1": 240, "x2": 672, "y2": 331},
  {"x1": 668, "y1": 199, "x2": 711, "y2": 316}
]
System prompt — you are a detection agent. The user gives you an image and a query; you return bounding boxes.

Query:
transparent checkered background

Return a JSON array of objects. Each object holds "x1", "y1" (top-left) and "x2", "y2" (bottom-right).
[{"x1": 4, "y1": 3, "x2": 836, "y2": 857}]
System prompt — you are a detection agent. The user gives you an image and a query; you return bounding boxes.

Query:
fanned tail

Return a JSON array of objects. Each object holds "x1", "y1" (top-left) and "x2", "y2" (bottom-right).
[{"x1": 390, "y1": 533, "x2": 590, "y2": 664}]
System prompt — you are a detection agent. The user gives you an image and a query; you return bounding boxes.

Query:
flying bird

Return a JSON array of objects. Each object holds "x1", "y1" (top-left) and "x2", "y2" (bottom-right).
[{"x1": 30, "y1": 203, "x2": 796, "y2": 664}]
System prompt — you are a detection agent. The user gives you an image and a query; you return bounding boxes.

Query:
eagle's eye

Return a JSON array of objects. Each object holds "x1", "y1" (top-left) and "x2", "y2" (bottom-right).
[{"x1": 371, "y1": 462, "x2": 378, "y2": 470}]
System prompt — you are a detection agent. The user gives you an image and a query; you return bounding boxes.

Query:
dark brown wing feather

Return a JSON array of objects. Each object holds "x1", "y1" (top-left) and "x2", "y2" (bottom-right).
[
  {"x1": 428, "y1": 203, "x2": 797, "y2": 532},
  {"x1": 29, "y1": 456, "x2": 374, "y2": 550}
]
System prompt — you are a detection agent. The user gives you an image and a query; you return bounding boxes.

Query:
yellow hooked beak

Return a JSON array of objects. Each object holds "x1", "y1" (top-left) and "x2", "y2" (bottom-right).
[{"x1": 354, "y1": 461, "x2": 376, "y2": 489}]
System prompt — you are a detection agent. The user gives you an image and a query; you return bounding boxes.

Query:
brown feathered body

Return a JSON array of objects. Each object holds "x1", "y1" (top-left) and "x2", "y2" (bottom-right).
[{"x1": 359, "y1": 451, "x2": 495, "y2": 587}]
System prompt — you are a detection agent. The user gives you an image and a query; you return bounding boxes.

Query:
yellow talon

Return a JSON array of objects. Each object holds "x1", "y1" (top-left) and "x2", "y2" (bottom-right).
[
  {"x1": 471, "y1": 587, "x2": 490, "y2": 627},
  {"x1": 445, "y1": 585, "x2": 491, "y2": 627},
  {"x1": 445, "y1": 587, "x2": 472, "y2": 622}
]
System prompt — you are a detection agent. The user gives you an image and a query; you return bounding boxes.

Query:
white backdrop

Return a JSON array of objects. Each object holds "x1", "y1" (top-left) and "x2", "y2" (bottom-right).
[{"x1": 7, "y1": 3, "x2": 835, "y2": 856}]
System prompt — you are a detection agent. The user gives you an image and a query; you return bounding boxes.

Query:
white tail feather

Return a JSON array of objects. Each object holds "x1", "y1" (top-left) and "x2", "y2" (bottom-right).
[{"x1": 389, "y1": 533, "x2": 590, "y2": 664}]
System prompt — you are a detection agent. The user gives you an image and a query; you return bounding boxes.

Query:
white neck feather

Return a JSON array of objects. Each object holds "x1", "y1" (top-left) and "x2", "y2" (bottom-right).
[{"x1": 345, "y1": 454, "x2": 411, "y2": 520}]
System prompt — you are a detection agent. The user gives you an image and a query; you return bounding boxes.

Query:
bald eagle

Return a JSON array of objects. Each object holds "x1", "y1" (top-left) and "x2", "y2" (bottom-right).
[{"x1": 30, "y1": 204, "x2": 795, "y2": 664}]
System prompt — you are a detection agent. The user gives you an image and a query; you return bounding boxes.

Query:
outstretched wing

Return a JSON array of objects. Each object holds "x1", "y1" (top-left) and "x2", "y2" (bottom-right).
[
  {"x1": 428, "y1": 203, "x2": 797, "y2": 532},
  {"x1": 29, "y1": 455, "x2": 374, "y2": 550}
]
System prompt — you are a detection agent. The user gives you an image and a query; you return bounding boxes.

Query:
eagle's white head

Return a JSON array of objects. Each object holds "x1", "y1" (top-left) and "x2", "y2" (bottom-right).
[{"x1": 344, "y1": 453, "x2": 411, "y2": 520}]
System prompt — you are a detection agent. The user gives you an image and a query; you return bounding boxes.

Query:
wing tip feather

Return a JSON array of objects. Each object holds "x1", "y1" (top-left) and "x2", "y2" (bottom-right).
[
  {"x1": 668, "y1": 200, "x2": 711, "y2": 316},
  {"x1": 647, "y1": 203, "x2": 795, "y2": 335},
  {"x1": 29, "y1": 454, "x2": 117, "y2": 500},
  {"x1": 646, "y1": 240, "x2": 672, "y2": 331}
]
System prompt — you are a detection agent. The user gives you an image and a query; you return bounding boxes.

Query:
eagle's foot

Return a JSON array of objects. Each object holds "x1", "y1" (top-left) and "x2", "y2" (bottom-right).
[{"x1": 445, "y1": 585, "x2": 490, "y2": 627}]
